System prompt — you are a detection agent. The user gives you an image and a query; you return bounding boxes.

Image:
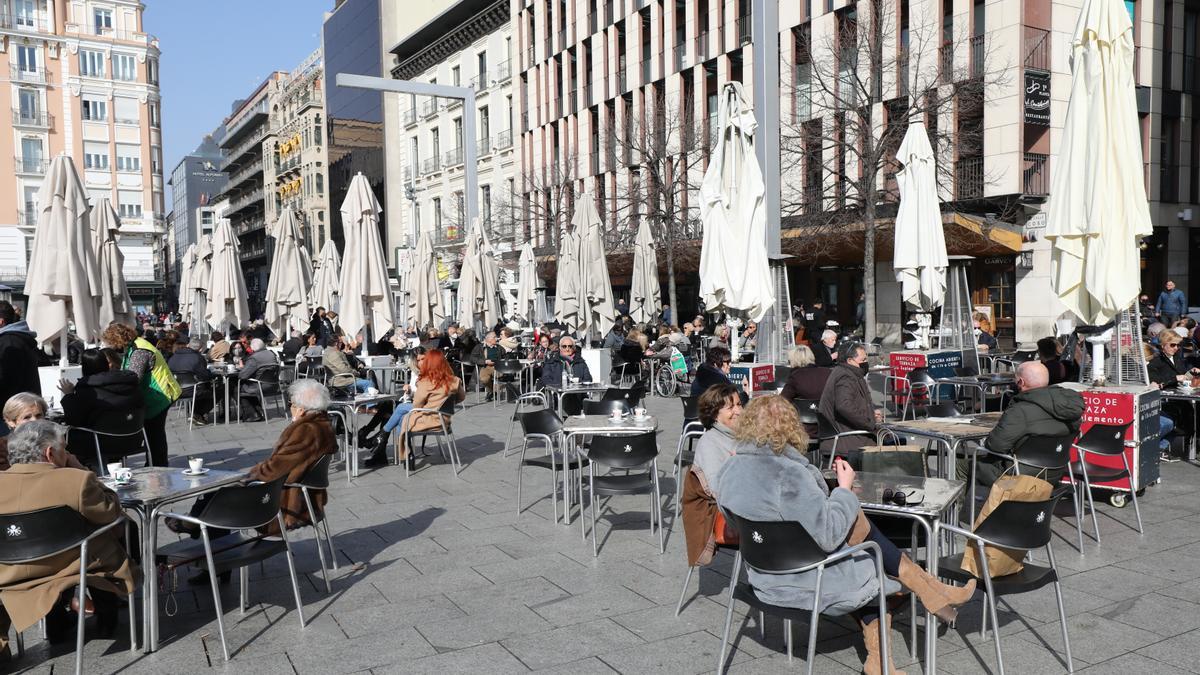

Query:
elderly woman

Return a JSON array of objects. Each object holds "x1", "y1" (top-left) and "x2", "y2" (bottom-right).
[
  {"x1": 102, "y1": 323, "x2": 179, "y2": 467},
  {"x1": 779, "y1": 345, "x2": 832, "y2": 402},
  {"x1": 0, "y1": 393, "x2": 49, "y2": 471},
  {"x1": 717, "y1": 396, "x2": 974, "y2": 675},
  {"x1": 692, "y1": 383, "x2": 742, "y2": 495}
]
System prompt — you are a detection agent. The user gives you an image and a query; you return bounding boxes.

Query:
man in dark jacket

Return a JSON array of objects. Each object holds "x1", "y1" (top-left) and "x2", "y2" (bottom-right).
[
  {"x1": 471, "y1": 332, "x2": 505, "y2": 401},
  {"x1": 539, "y1": 336, "x2": 593, "y2": 386},
  {"x1": 690, "y1": 346, "x2": 748, "y2": 402},
  {"x1": 817, "y1": 343, "x2": 877, "y2": 461},
  {"x1": 280, "y1": 330, "x2": 304, "y2": 362},
  {"x1": 1156, "y1": 280, "x2": 1187, "y2": 325},
  {"x1": 169, "y1": 337, "x2": 216, "y2": 423},
  {"x1": 0, "y1": 302, "x2": 40, "y2": 426},
  {"x1": 237, "y1": 339, "x2": 279, "y2": 421},
  {"x1": 958, "y1": 361, "x2": 1085, "y2": 489},
  {"x1": 803, "y1": 299, "x2": 826, "y2": 340}
]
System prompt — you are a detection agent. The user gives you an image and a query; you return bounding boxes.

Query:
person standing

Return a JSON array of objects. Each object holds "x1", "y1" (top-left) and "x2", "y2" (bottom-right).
[
  {"x1": 0, "y1": 301, "x2": 40, "y2": 426},
  {"x1": 1156, "y1": 280, "x2": 1187, "y2": 325},
  {"x1": 101, "y1": 323, "x2": 180, "y2": 467},
  {"x1": 803, "y1": 298, "x2": 826, "y2": 340}
]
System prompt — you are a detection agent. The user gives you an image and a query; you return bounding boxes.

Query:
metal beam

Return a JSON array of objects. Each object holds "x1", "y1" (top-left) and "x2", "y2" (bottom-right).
[
  {"x1": 751, "y1": 0, "x2": 783, "y2": 362},
  {"x1": 335, "y1": 73, "x2": 479, "y2": 227}
]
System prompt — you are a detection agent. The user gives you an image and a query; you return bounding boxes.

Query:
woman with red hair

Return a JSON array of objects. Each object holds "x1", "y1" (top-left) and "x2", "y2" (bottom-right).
[{"x1": 365, "y1": 348, "x2": 466, "y2": 467}]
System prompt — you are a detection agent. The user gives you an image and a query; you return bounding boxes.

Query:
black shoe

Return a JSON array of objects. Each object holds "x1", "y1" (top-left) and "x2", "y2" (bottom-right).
[
  {"x1": 357, "y1": 428, "x2": 378, "y2": 448},
  {"x1": 187, "y1": 570, "x2": 232, "y2": 586},
  {"x1": 362, "y1": 435, "x2": 391, "y2": 467},
  {"x1": 242, "y1": 413, "x2": 265, "y2": 423},
  {"x1": 191, "y1": 415, "x2": 209, "y2": 426},
  {"x1": 485, "y1": 393, "x2": 495, "y2": 402}
]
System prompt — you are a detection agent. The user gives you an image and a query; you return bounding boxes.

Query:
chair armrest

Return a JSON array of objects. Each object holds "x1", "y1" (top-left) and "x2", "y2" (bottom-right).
[{"x1": 936, "y1": 520, "x2": 1015, "y2": 551}]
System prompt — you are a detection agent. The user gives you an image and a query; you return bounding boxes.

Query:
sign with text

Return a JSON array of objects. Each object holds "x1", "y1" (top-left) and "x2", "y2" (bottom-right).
[
  {"x1": 1024, "y1": 71, "x2": 1051, "y2": 126},
  {"x1": 1074, "y1": 387, "x2": 1161, "y2": 491}
]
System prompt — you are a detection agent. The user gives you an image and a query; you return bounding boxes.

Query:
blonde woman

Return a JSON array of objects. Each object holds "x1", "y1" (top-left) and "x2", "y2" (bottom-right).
[{"x1": 716, "y1": 396, "x2": 974, "y2": 675}]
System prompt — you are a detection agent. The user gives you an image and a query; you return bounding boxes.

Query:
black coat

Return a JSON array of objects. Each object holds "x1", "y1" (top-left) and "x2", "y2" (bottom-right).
[
  {"x1": 810, "y1": 341, "x2": 835, "y2": 368},
  {"x1": 167, "y1": 347, "x2": 212, "y2": 382},
  {"x1": 1149, "y1": 353, "x2": 1191, "y2": 388},
  {"x1": 61, "y1": 370, "x2": 144, "y2": 431},
  {"x1": 689, "y1": 363, "x2": 748, "y2": 404},
  {"x1": 780, "y1": 366, "x2": 831, "y2": 402},
  {"x1": 281, "y1": 337, "x2": 304, "y2": 362},
  {"x1": 0, "y1": 322, "x2": 41, "y2": 406},
  {"x1": 540, "y1": 353, "x2": 593, "y2": 386}
]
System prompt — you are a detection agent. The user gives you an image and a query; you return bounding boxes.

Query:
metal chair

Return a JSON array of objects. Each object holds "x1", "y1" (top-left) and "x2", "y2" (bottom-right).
[
  {"x1": 715, "y1": 509, "x2": 891, "y2": 675},
  {"x1": 675, "y1": 467, "x2": 737, "y2": 616},
  {"x1": 1069, "y1": 422, "x2": 1143, "y2": 546},
  {"x1": 237, "y1": 364, "x2": 286, "y2": 422},
  {"x1": 515, "y1": 409, "x2": 586, "y2": 522},
  {"x1": 0, "y1": 507, "x2": 134, "y2": 674},
  {"x1": 582, "y1": 399, "x2": 630, "y2": 417},
  {"x1": 603, "y1": 385, "x2": 646, "y2": 408},
  {"x1": 681, "y1": 395, "x2": 699, "y2": 427},
  {"x1": 284, "y1": 453, "x2": 338, "y2": 593},
  {"x1": 900, "y1": 368, "x2": 940, "y2": 420},
  {"x1": 402, "y1": 396, "x2": 464, "y2": 476},
  {"x1": 171, "y1": 371, "x2": 218, "y2": 429},
  {"x1": 966, "y1": 433, "x2": 1085, "y2": 552},
  {"x1": 155, "y1": 478, "x2": 306, "y2": 662},
  {"x1": 298, "y1": 356, "x2": 326, "y2": 383},
  {"x1": 493, "y1": 358, "x2": 525, "y2": 407},
  {"x1": 935, "y1": 488, "x2": 1075, "y2": 675},
  {"x1": 560, "y1": 391, "x2": 587, "y2": 417},
  {"x1": 503, "y1": 391, "x2": 549, "y2": 457},
  {"x1": 71, "y1": 408, "x2": 149, "y2": 476},
  {"x1": 581, "y1": 431, "x2": 664, "y2": 556},
  {"x1": 672, "y1": 425, "x2": 706, "y2": 519},
  {"x1": 812, "y1": 408, "x2": 872, "y2": 469}
]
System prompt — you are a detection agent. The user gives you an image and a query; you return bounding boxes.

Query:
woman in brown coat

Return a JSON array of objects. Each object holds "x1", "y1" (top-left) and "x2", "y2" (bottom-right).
[{"x1": 366, "y1": 349, "x2": 465, "y2": 467}]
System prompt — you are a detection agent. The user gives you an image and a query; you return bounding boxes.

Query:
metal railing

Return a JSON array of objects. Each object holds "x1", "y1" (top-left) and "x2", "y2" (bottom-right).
[
  {"x1": 229, "y1": 188, "x2": 265, "y2": 212},
  {"x1": 470, "y1": 72, "x2": 488, "y2": 91},
  {"x1": 695, "y1": 31, "x2": 708, "y2": 62},
  {"x1": 617, "y1": 68, "x2": 627, "y2": 92},
  {"x1": 939, "y1": 43, "x2": 955, "y2": 83},
  {"x1": 0, "y1": 14, "x2": 46, "y2": 31},
  {"x1": 526, "y1": 45, "x2": 535, "y2": 67},
  {"x1": 422, "y1": 156, "x2": 440, "y2": 174},
  {"x1": 641, "y1": 59, "x2": 652, "y2": 83},
  {"x1": 239, "y1": 246, "x2": 266, "y2": 261},
  {"x1": 1022, "y1": 153, "x2": 1048, "y2": 195},
  {"x1": 675, "y1": 41, "x2": 689, "y2": 71},
  {"x1": 955, "y1": 156, "x2": 984, "y2": 200},
  {"x1": 737, "y1": 15, "x2": 752, "y2": 45},
  {"x1": 9, "y1": 64, "x2": 48, "y2": 84},
  {"x1": 477, "y1": 137, "x2": 492, "y2": 156},
  {"x1": 421, "y1": 99, "x2": 438, "y2": 118},
  {"x1": 802, "y1": 185, "x2": 823, "y2": 215},
  {"x1": 12, "y1": 110, "x2": 51, "y2": 127},
  {"x1": 14, "y1": 158, "x2": 46, "y2": 174},
  {"x1": 402, "y1": 107, "x2": 417, "y2": 125},
  {"x1": 1023, "y1": 26, "x2": 1050, "y2": 71},
  {"x1": 496, "y1": 59, "x2": 512, "y2": 81},
  {"x1": 569, "y1": 88, "x2": 578, "y2": 112},
  {"x1": 442, "y1": 147, "x2": 463, "y2": 167},
  {"x1": 522, "y1": 111, "x2": 530, "y2": 131},
  {"x1": 969, "y1": 35, "x2": 985, "y2": 79},
  {"x1": 496, "y1": 129, "x2": 513, "y2": 149},
  {"x1": 436, "y1": 226, "x2": 464, "y2": 246}
]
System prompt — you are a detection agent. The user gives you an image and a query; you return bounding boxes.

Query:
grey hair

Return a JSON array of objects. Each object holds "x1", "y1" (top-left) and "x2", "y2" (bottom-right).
[
  {"x1": 3, "y1": 392, "x2": 47, "y2": 425},
  {"x1": 288, "y1": 379, "x2": 330, "y2": 412},
  {"x1": 250, "y1": 338, "x2": 266, "y2": 352},
  {"x1": 787, "y1": 345, "x2": 815, "y2": 368},
  {"x1": 188, "y1": 336, "x2": 204, "y2": 350},
  {"x1": 821, "y1": 329, "x2": 838, "y2": 341},
  {"x1": 7, "y1": 420, "x2": 66, "y2": 465}
]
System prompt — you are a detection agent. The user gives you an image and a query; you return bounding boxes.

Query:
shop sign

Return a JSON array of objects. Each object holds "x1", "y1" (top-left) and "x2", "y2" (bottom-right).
[{"x1": 1024, "y1": 71, "x2": 1051, "y2": 126}]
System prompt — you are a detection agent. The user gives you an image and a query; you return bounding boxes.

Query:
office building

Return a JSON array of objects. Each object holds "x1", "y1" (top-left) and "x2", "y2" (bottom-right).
[{"x1": 167, "y1": 128, "x2": 226, "y2": 305}]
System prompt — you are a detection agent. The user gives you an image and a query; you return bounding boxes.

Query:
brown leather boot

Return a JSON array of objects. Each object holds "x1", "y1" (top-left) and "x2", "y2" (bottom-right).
[
  {"x1": 897, "y1": 555, "x2": 976, "y2": 623},
  {"x1": 860, "y1": 614, "x2": 906, "y2": 675}
]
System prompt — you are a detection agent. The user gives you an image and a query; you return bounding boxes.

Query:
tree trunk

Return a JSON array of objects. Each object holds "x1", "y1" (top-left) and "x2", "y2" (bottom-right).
[
  {"x1": 666, "y1": 237, "x2": 678, "y2": 327},
  {"x1": 864, "y1": 196, "x2": 877, "y2": 343}
]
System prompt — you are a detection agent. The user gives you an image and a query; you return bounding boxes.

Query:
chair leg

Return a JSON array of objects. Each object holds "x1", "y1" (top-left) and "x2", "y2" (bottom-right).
[
  {"x1": 785, "y1": 618, "x2": 793, "y2": 663},
  {"x1": 1122, "y1": 456, "x2": 1144, "y2": 535},
  {"x1": 515, "y1": 440, "x2": 527, "y2": 516},
  {"x1": 1079, "y1": 461, "x2": 1101, "y2": 545},
  {"x1": 715, "y1": 554, "x2": 743, "y2": 675},
  {"x1": 1046, "y1": 546, "x2": 1074, "y2": 672},
  {"x1": 199, "y1": 528, "x2": 230, "y2": 662},
  {"x1": 674, "y1": 565, "x2": 696, "y2": 617},
  {"x1": 806, "y1": 566, "x2": 825, "y2": 675},
  {"x1": 589, "y1": 468, "x2": 599, "y2": 557},
  {"x1": 320, "y1": 515, "x2": 338, "y2": 571},
  {"x1": 75, "y1": 542, "x2": 88, "y2": 675},
  {"x1": 278, "y1": 516, "x2": 307, "y2": 627},
  {"x1": 302, "y1": 489, "x2": 332, "y2": 593},
  {"x1": 503, "y1": 415, "x2": 517, "y2": 458},
  {"x1": 653, "y1": 469, "x2": 664, "y2": 553},
  {"x1": 1067, "y1": 475, "x2": 1085, "y2": 554},
  {"x1": 977, "y1": 540, "x2": 1004, "y2": 675},
  {"x1": 239, "y1": 567, "x2": 249, "y2": 614}
]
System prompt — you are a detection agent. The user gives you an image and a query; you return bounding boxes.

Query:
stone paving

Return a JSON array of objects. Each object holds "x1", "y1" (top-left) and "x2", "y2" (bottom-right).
[{"x1": 14, "y1": 389, "x2": 1200, "y2": 674}]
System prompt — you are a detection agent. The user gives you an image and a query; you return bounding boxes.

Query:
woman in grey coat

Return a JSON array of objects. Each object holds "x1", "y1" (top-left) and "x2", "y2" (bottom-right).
[{"x1": 716, "y1": 396, "x2": 975, "y2": 675}]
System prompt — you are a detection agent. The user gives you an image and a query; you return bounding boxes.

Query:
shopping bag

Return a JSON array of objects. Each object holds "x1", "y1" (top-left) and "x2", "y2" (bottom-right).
[
  {"x1": 670, "y1": 349, "x2": 688, "y2": 374},
  {"x1": 861, "y1": 445, "x2": 927, "y2": 477},
  {"x1": 962, "y1": 475, "x2": 1053, "y2": 578}
]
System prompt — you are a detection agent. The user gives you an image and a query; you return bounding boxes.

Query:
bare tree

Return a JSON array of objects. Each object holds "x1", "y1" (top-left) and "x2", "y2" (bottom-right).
[
  {"x1": 493, "y1": 153, "x2": 579, "y2": 256},
  {"x1": 610, "y1": 91, "x2": 707, "y2": 323},
  {"x1": 781, "y1": 0, "x2": 1009, "y2": 340}
]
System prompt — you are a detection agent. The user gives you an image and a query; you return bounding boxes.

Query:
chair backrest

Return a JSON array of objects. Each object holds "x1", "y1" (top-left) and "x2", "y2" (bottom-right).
[
  {"x1": 495, "y1": 359, "x2": 523, "y2": 375},
  {"x1": 1074, "y1": 422, "x2": 1129, "y2": 456},
  {"x1": 907, "y1": 367, "x2": 937, "y2": 386},
  {"x1": 172, "y1": 371, "x2": 199, "y2": 387},
  {"x1": 0, "y1": 506, "x2": 103, "y2": 563},
  {"x1": 790, "y1": 398, "x2": 819, "y2": 425},
  {"x1": 1014, "y1": 349, "x2": 1038, "y2": 362},
  {"x1": 561, "y1": 392, "x2": 586, "y2": 417},
  {"x1": 602, "y1": 386, "x2": 644, "y2": 407},
  {"x1": 724, "y1": 509, "x2": 831, "y2": 573},
  {"x1": 813, "y1": 408, "x2": 839, "y2": 440},
  {"x1": 195, "y1": 477, "x2": 285, "y2": 530},
  {"x1": 254, "y1": 364, "x2": 282, "y2": 384},
  {"x1": 924, "y1": 401, "x2": 961, "y2": 418},
  {"x1": 78, "y1": 405, "x2": 146, "y2": 438},
  {"x1": 586, "y1": 431, "x2": 657, "y2": 468},
  {"x1": 773, "y1": 365, "x2": 794, "y2": 387},
  {"x1": 973, "y1": 487, "x2": 1071, "y2": 550},
  {"x1": 680, "y1": 395, "x2": 699, "y2": 420},
  {"x1": 294, "y1": 453, "x2": 333, "y2": 489},
  {"x1": 954, "y1": 366, "x2": 979, "y2": 377},
  {"x1": 520, "y1": 408, "x2": 564, "y2": 436},
  {"x1": 583, "y1": 399, "x2": 630, "y2": 416},
  {"x1": 437, "y1": 396, "x2": 457, "y2": 416},
  {"x1": 1011, "y1": 433, "x2": 1075, "y2": 470}
]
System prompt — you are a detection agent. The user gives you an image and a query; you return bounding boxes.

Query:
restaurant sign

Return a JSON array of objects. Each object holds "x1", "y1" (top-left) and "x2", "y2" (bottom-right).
[{"x1": 1024, "y1": 71, "x2": 1050, "y2": 126}]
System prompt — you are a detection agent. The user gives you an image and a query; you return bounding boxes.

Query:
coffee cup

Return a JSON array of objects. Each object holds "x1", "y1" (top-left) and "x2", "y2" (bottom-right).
[
  {"x1": 633, "y1": 407, "x2": 647, "y2": 418},
  {"x1": 610, "y1": 410, "x2": 623, "y2": 420},
  {"x1": 188, "y1": 457, "x2": 204, "y2": 473},
  {"x1": 106, "y1": 462, "x2": 123, "y2": 477},
  {"x1": 366, "y1": 387, "x2": 379, "y2": 397},
  {"x1": 113, "y1": 468, "x2": 133, "y2": 483}
]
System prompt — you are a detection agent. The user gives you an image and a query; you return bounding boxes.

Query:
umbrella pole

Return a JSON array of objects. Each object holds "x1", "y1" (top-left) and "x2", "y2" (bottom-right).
[{"x1": 59, "y1": 329, "x2": 68, "y2": 369}]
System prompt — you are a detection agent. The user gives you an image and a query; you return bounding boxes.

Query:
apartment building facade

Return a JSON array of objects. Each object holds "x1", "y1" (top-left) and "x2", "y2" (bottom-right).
[
  {"x1": 0, "y1": 0, "x2": 165, "y2": 310},
  {"x1": 216, "y1": 73, "x2": 284, "y2": 318},
  {"x1": 263, "y1": 48, "x2": 329, "y2": 261}
]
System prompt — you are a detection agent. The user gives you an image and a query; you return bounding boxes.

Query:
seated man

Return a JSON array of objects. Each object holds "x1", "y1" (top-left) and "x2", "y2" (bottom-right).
[
  {"x1": 810, "y1": 329, "x2": 838, "y2": 367},
  {"x1": 816, "y1": 342, "x2": 878, "y2": 464},
  {"x1": 470, "y1": 332, "x2": 504, "y2": 401},
  {"x1": 539, "y1": 336, "x2": 592, "y2": 386},
  {"x1": 168, "y1": 336, "x2": 216, "y2": 424},
  {"x1": 957, "y1": 361, "x2": 1085, "y2": 491},
  {"x1": 237, "y1": 338, "x2": 280, "y2": 422},
  {"x1": 1037, "y1": 336, "x2": 1078, "y2": 385},
  {"x1": 323, "y1": 337, "x2": 373, "y2": 395},
  {"x1": 280, "y1": 330, "x2": 304, "y2": 363},
  {"x1": 0, "y1": 421, "x2": 138, "y2": 653}
]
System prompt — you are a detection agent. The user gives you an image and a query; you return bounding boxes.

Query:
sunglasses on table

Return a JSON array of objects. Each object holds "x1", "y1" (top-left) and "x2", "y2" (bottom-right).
[{"x1": 880, "y1": 488, "x2": 924, "y2": 507}]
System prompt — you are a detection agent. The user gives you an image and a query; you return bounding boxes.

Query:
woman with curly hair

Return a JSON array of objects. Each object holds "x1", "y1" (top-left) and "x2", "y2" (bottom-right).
[
  {"x1": 102, "y1": 323, "x2": 180, "y2": 466},
  {"x1": 716, "y1": 395, "x2": 974, "y2": 675}
]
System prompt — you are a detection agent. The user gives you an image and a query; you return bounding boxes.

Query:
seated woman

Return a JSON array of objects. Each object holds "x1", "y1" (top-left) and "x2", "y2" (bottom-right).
[
  {"x1": 691, "y1": 346, "x2": 747, "y2": 403},
  {"x1": 58, "y1": 348, "x2": 144, "y2": 469},
  {"x1": 716, "y1": 396, "x2": 975, "y2": 675},
  {"x1": 779, "y1": 345, "x2": 831, "y2": 402},
  {"x1": 366, "y1": 349, "x2": 465, "y2": 468},
  {"x1": 692, "y1": 383, "x2": 742, "y2": 497},
  {"x1": 0, "y1": 393, "x2": 49, "y2": 471}
]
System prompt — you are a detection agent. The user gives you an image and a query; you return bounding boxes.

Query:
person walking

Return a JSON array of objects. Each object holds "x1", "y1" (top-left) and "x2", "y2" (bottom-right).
[{"x1": 1156, "y1": 280, "x2": 1187, "y2": 325}]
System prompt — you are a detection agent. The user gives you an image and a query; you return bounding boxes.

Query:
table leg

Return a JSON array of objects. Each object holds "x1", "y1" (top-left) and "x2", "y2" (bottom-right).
[
  {"x1": 223, "y1": 375, "x2": 230, "y2": 425},
  {"x1": 561, "y1": 433, "x2": 574, "y2": 524},
  {"x1": 1190, "y1": 400, "x2": 1197, "y2": 462},
  {"x1": 928, "y1": 519, "x2": 940, "y2": 675},
  {"x1": 148, "y1": 506, "x2": 161, "y2": 651},
  {"x1": 130, "y1": 508, "x2": 152, "y2": 653}
]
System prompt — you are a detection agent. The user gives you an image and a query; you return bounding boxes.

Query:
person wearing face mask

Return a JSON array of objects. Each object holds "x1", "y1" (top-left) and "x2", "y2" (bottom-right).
[{"x1": 817, "y1": 342, "x2": 879, "y2": 464}]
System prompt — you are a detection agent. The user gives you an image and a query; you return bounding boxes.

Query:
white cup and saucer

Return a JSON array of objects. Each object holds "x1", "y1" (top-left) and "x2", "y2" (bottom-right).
[
  {"x1": 107, "y1": 463, "x2": 133, "y2": 485},
  {"x1": 183, "y1": 457, "x2": 209, "y2": 476},
  {"x1": 608, "y1": 410, "x2": 626, "y2": 423},
  {"x1": 632, "y1": 407, "x2": 648, "y2": 420},
  {"x1": 366, "y1": 386, "x2": 380, "y2": 397}
]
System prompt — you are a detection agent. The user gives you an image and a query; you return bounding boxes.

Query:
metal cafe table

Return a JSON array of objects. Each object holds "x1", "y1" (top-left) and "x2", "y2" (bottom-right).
[
  {"x1": 878, "y1": 413, "x2": 1001, "y2": 478},
  {"x1": 542, "y1": 381, "x2": 611, "y2": 416},
  {"x1": 207, "y1": 363, "x2": 240, "y2": 425},
  {"x1": 559, "y1": 413, "x2": 659, "y2": 525},
  {"x1": 327, "y1": 392, "x2": 403, "y2": 481},
  {"x1": 109, "y1": 466, "x2": 246, "y2": 653}
]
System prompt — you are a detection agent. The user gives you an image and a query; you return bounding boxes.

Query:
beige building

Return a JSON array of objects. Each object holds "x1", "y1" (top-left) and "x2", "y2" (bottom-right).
[
  {"x1": 263, "y1": 48, "x2": 329, "y2": 261},
  {"x1": 0, "y1": 0, "x2": 164, "y2": 309}
]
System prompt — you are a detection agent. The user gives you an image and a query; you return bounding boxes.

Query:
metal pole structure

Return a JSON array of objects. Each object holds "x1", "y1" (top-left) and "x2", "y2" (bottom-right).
[
  {"x1": 335, "y1": 73, "x2": 479, "y2": 227},
  {"x1": 751, "y1": 0, "x2": 783, "y2": 363}
]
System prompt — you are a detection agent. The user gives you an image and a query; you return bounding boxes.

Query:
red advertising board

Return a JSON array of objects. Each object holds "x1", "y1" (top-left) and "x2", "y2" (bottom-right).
[
  {"x1": 1072, "y1": 386, "x2": 1161, "y2": 493},
  {"x1": 729, "y1": 363, "x2": 776, "y2": 393}
]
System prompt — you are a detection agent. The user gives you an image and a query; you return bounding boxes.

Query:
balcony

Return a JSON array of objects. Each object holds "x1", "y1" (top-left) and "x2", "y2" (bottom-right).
[
  {"x1": 14, "y1": 157, "x2": 46, "y2": 175},
  {"x1": 443, "y1": 147, "x2": 463, "y2": 167},
  {"x1": 969, "y1": 35, "x2": 985, "y2": 79},
  {"x1": 421, "y1": 99, "x2": 438, "y2": 118},
  {"x1": 402, "y1": 107, "x2": 417, "y2": 126},
  {"x1": 422, "y1": 156, "x2": 441, "y2": 174},
  {"x1": 802, "y1": 185, "x2": 823, "y2": 216},
  {"x1": 228, "y1": 188, "x2": 265, "y2": 213},
  {"x1": 233, "y1": 218, "x2": 264, "y2": 235},
  {"x1": 12, "y1": 109, "x2": 51, "y2": 128},
  {"x1": 737, "y1": 15, "x2": 752, "y2": 45},
  {"x1": 436, "y1": 226, "x2": 464, "y2": 247},
  {"x1": 1022, "y1": 153, "x2": 1048, "y2": 196},
  {"x1": 939, "y1": 43, "x2": 955, "y2": 83},
  {"x1": 9, "y1": 64, "x2": 48, "y2": 84},
  {"x1": 470, "y1": 72, "x2": 488, "y2": 92},
  {"x1": 617, "y1": 69, "x2": 627, "y2": 92},
  {"x1": 675, "y1": 42, "x2": 689, "y2": 71},
  {"x1": 1023, "y1": 26, "x2": 1050, "y2": 72},
  {"x1": 477, "y1": 137, "x2": 492, "y2": 157},
  {"x1": 495, "y1": 129, "x2": 513, "y2": 149},
  {"x1": 239, "y1": 245, "x2": 267, "y2": 261},
  {"x1": 0, "y1": 14, "x2": 47, "y2": 32},
  {"x1": 955, "y1": 156, "x2": 984, "y2": 200},
  {"x1": 569, "y1": 88, "x2": 578, "y2": 112},
  {"x1": 496, "y1": 59, "x2": 512, "y2": 81},
  {"x1": 20, "y1": 211, "x2": 37, "y2": 228},
  {"x1": 584, "y1": 83, "x2": 594, "y2": 107}
]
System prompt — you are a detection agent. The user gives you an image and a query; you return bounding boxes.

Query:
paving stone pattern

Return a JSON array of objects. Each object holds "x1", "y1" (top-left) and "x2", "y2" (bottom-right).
[{"x1": 14, "y1": 391, "x2": 1200, "y2": 674}]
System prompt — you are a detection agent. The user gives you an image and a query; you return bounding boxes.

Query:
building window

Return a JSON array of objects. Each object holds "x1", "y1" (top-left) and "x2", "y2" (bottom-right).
[
  {"x1": 116, "y1": 144, "x2": 141, "y2": 173},
  {"x1": 148, "y1": 102, "x2": 160, "y2": 128},
  {"x1": 118, "y1": 190, "x2": 143, "y2": 219},
  {"x1": 84, "y1": 141, "x2": 109, "y2": 170},
  {"x1": 481, "y1": 185, "x2": 492, "y2": 225},
  {"x1": 114, "y1": 53, "x2": 137, "y2": 81},
  {"x1": 14, "y1": 0, "x2": 36, "y2": 28},
  {"x1": 151, "y1": 145, "x2": 161, "y2": 174},
  {"x1": 452, "y1": 65, "x2": 461, "y2": 86},
  {"x1": 147, "y1": 57, "x2": 159, "y2": 85},
  {"x1": 93, "y1": 8, "x2": 113, "y2": 34},
  {"x1": 80, "y1": 49, "x2": 106, "y2": 78},
  {"x1": 15, "y1": 45, "x2": 37, "y2": 72},
  {"x1": 433, "y1": 197, "x2": 442, "y2": 229},
  {"x1": 16, "y1": 89, "x2": 38, "y2": 118},
  {"x1": 114, "y1": 97, "x2": 139, "y2": 124},
  {"x1": 82, "y1": 98, "x2": 108, "y2": 122},
  {"x1": 316, "y1": 173, "x2": 324, "y2": 194}
]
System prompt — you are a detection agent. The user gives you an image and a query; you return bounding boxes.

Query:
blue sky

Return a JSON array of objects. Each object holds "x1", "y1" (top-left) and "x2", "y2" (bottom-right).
[{"x1": 146, "y1": 0, "x2": 331, "y2": 181}]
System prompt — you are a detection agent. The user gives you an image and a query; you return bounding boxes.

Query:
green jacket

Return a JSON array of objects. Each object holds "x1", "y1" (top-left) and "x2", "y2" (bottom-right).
[{"x1": 986, "y1": 386, "x2": 1085, "y2": 454}]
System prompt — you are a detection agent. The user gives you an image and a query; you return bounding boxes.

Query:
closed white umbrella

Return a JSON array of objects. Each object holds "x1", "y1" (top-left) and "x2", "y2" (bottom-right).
[
  {"x1": 338, "y1": 173, "x2": 396, "y2": 347},
  {"x1": 24, "y1": 154, "x2": 102, "y2": 360},
  {"x1": 515, "y1": 242, "x2": 538, "y2": 324},
  {"x1": 177, "y1": 244, "x2": 196, "y2": 324},
  {"x1": 630, "y1": 218, "x2": 661, "y2": 325},
  {"x1": 893, "y1": 122, "x2": 948, "y2": 312},
  {"x1": 575, "y1": 194, "x2": 616, "y2": 338},
  {"x1": 264, "y1": 209, "x2": 313, "y2": 336},
  {"x1": 554, "y1": 228, "x2": 582, "y2": 332},
  {"x1": 410, "y1": 229, "x2": 444, "y2": 329},
  {"x1": 396, "y1": 245, "x2": 413, "y2": 331},
  {"x1": 91, "y1": 198, "x2": 134, "y2": 328},
  {"x1": 457, "y1": 219, "x2": 484, "y2": 329},
  {"x1": 205, "y1": 219, "x2": 250, "y2": 334},
  {"x1": 191, "y1": 234, "x2": 212, "y2": 335},
  {"x1": 1044, "y1": 0, "x2": 1152, "y2": 324},
  {"x1": 698, "y1": 82, "x2": 774, "y2": 322},
  {"x1": 310, "y1": 239, "x2": 341, "y2": 312}
]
